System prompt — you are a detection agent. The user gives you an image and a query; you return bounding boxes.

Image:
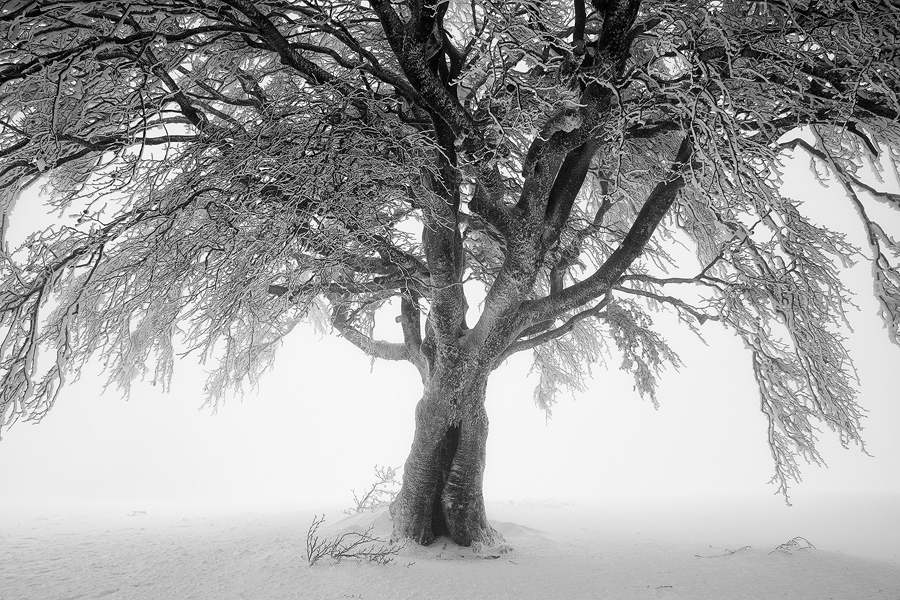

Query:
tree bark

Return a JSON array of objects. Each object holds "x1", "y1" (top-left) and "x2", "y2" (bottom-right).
[{"x1": 389, "y1": 369, "x2": 501, "y2": 549}]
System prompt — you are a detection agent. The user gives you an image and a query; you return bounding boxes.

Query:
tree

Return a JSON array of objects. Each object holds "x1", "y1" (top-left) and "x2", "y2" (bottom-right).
[{"x1": 1, "y1": 0, "x2": 898, "y2": 549}]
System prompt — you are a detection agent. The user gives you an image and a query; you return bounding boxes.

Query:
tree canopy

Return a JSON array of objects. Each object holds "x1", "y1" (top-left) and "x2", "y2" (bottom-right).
[{"x1": 1, "y1": 0, "x2": 899, "y2": 498}]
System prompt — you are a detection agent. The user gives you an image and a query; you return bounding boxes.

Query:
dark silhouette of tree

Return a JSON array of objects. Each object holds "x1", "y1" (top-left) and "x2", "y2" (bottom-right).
[{"x1": 1, "y1": 0, "x2": 898, "y2": 549}]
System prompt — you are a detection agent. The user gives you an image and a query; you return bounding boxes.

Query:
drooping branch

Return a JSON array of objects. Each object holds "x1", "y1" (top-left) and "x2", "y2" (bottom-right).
[
  {"x1": 801, "y1": 128, "x2": 900, "y2": 346},
  {"x1": 781, "y1": 137, "x2": 900, "y2": 211}
]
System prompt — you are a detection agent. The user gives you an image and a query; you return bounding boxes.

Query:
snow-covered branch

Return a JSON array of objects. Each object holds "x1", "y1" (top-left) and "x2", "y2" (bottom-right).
[{"x1": 328, "y1": 297, "x2": 415, "y2": 364}]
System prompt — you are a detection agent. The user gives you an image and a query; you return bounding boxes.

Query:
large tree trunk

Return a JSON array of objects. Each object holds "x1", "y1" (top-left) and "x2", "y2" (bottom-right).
[{"x1": 389, "y1": 367, "x2": 502, "y2": 549}]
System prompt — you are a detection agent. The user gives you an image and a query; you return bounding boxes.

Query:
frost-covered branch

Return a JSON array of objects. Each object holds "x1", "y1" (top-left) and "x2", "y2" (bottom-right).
[
  {"x1": 497, "y1": 297, "x2": 610, "y2": 365},
  {"x1": 791, "y1": 128, "x2": 900, "y2": 347},
  {"x1": 612, "y1": 285, "x2": 717, "y2": 326},
  {"x1": 329, "y1": 297, "x2": 411, "y2": 363}
]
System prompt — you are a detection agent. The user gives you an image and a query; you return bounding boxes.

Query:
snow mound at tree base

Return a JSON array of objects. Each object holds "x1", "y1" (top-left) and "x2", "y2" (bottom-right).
[{"x1": 326, "y1": 508, "x2": 543, "y2": 558}]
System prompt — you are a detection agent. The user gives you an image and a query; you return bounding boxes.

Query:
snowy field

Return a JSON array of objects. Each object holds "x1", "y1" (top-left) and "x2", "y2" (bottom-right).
[{"x1": 2, "y1": 496, "x2": 898, "y2": 600}]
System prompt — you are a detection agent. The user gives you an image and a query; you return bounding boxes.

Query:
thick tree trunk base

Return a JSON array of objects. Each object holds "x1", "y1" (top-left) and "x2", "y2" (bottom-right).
[{"x1": 389, "y1": 380, "x2": 507, "y2": 552}]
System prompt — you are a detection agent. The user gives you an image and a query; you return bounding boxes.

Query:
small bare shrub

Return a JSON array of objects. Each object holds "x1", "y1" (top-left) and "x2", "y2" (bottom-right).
[
  {"x1": 305, "y1": 514, "x2": 405, "y2": 567},
  {"x1": 770, "y1": 536, "x2": 816, "y2": 555},
  {"x1": 343, "y1": 464, "x2": 401, "y2": 515},
  {"x1": 693, "y1": 545, "x2": 751, "y2": 558}
]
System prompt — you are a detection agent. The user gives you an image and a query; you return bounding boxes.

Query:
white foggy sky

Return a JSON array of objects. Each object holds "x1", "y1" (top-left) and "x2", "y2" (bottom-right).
[{"x1": 1, "y1": 148, "x2": 898, "y2": 557}]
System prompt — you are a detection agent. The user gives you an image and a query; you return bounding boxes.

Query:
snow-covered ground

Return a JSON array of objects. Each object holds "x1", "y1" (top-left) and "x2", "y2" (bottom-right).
[{"x1": 2, "y1": 497, "x2": 898, "y2": 600}]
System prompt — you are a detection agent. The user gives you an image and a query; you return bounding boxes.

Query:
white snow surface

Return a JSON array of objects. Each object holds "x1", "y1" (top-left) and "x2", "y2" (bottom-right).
[{"x1": 2, "y1": 499, "x2": 898, "y2": 600}]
